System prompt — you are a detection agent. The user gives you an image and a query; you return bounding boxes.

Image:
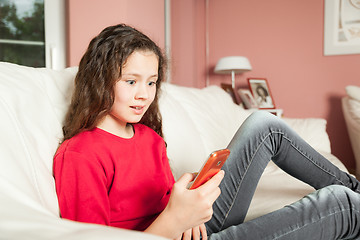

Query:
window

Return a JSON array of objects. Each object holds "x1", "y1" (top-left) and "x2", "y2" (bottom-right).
[{"x1": 0, "y1": 0, "x2": 66, "y2": 69}]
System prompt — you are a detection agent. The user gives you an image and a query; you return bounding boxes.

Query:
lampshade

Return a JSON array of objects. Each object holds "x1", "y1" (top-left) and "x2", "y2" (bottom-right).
[
  {"x1": 214, "y1": 56, "x2": 252, "y2": 74},
  {"x1": 214, "y1": 56, "x2": 252, "y2": 89}
]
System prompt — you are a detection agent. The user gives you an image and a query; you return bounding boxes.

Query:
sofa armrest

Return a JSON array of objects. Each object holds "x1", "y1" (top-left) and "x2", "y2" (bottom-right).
[{"x1": 342, "y1": 96, "x2": 360, "y2": 174}]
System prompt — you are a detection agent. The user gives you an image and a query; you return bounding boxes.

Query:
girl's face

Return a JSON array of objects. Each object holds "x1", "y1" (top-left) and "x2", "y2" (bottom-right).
[{"x1": 99, "y1": 50, "x2": 159, "y2": 133}]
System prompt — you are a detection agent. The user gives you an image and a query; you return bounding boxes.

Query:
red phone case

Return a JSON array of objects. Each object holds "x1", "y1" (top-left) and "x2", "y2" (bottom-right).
[{"x1": 189, "y1": 149, "x2": 230, "y2": 189}]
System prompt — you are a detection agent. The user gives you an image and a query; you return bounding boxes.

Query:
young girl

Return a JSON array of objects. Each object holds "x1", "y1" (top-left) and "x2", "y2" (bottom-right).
[{"x1": 54, "y1": 24, "x2": 360, "y2": 240}]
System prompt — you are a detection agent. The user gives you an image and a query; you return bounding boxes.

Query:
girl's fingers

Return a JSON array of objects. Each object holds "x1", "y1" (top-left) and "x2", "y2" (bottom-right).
[
  {"x1": 192, "y1": 226, "x2": 200, "y2": 240},
  {"x1": 176, "y1": 173, "x2": 196, "y2": 188},
  {"x1": 198, "y1": 170, "x2": 224, "y2": 193},
  {"x1": 182, "y1": 229, "x2": 192, "y2": 240},
  {"x1": 200, "y1": 224, "x2": 208, "y2": 240}
]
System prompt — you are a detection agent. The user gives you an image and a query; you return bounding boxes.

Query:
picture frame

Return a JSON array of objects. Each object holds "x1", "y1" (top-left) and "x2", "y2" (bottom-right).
[
  {"x1": 220, "y1": 83, "x2": 241, "y2": 104},
  {"x1": 248, "y1": 78, "x2": 276, "y2": 109},
  {"x1": 263, "y1": 109, "x2": 283, "y2": 117},
  {"x1": 237, "y1": 88, "x2": 258, "y2": 109},
  {"x1": 324, "y1": 0, "x2": 360, "y2": 56}
]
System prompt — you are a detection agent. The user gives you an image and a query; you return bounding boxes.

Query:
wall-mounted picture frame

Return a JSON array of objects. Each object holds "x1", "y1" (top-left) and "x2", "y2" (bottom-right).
[
  {"x1": 220, "y1": 83, "x2": 241, "y2": 104},
  {"x1": 237, "y1": 89, "x2": 258, "y2": 109},
  {"x1": 324, "y1": 0, "x2": 360, "y2": 55},
  {"x1": 248, "y1": 78, "x2": 276, "y2": 109}
]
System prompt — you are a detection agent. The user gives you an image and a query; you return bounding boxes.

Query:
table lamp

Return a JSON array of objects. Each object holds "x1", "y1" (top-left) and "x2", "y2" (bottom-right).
[{"x1": 214, "y1": 56, "x2": 252, "y2": 88}]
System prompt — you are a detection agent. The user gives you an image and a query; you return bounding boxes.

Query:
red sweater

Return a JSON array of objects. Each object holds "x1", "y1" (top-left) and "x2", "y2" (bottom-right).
[{"x1": 53, "y1": 124, "x2": 175, "y2": 230}]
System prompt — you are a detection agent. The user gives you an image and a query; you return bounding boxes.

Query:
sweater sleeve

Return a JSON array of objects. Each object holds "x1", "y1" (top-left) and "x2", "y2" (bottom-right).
[{"x1": 54, "y1": 150, "x2": 111, "y2": 225}]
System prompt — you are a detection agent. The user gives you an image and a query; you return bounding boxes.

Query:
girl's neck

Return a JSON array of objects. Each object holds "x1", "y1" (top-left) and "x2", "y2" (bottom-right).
[
  {"x1": 98, "y1": 123, "x2": 134, "y2": 139},
  {"x1": 96, "y1": 115, "x2": 134, "y2": 139}
]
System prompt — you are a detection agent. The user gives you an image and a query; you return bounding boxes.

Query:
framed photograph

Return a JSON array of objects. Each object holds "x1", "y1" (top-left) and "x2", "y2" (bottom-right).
[
  {"x1": 237, "y1": 89, "x2": 258, "y2": 109},
  {"x1": 220, "y1": 83, "x2": 241, "y2": 104},
  {"x1": 324, "y1": 0, "x2": 360, "y2": 55},
  {"x1": 262, "y1": 109, "x2": 283, "y2": 117},
  {"x1": 248, "y1": 78, "x2": 276, "y2": 109}
]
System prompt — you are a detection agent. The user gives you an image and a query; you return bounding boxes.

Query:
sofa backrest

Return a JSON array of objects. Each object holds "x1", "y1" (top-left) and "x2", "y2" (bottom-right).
[
  {"x1": 0, "y1": 62, "x2": 77, "y2": 216},
  {"x1": 159, "y1": 83, "x2": 251, "y2": 179},
  {"x1": 0, "y1": 62, "x2": 251, "y2": 212},
  {"x1": 0, "y1": 61, "x2": 333, "y2": 218}
]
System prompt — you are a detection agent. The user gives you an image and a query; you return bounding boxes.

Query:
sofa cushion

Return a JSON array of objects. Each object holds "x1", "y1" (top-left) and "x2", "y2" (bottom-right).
[
  {"x1": 346, "y1": 85, "x2": 360, "y2": 102},
  {"x1": 0, "y1": 62, "x2": 338, "y2": 239},
  {"x1": 0, "y1": 62, "x2": 167, "y2": 240},
  {"x1": 344, "y1": 85, "x2": 360, "y2": 126},
  {"x1": 159, "y1": 83, "x2": 251, "y2": 179},
  {"x1": 348, "y1": 98, "x2": 360, "y2": 121},
  {"x1": 283, "y1": 118, "x2": 331, "y2": 154},
  {"x1": 0, "y1": 62, "x2": 77, "y2": 216},
  {"x1": 159, "y1": 83, "x2": 333, "y2": 178},
  {"x1": 345, "y1": 85, "x2": 360, "y2": 122},
  {"x1": 159, "y1": 85, "x2": 207, "y2": 179}
]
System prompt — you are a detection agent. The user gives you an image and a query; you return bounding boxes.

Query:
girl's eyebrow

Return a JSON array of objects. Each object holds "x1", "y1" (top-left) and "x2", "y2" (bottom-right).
[{"x1": 122, "y1": 73, "x2": 158, "y2": 78}]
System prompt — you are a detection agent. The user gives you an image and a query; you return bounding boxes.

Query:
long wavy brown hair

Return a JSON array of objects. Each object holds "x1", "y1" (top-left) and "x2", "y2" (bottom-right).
[{"x1": 61, "y1": 24, "x2": 167, "y2": 142}]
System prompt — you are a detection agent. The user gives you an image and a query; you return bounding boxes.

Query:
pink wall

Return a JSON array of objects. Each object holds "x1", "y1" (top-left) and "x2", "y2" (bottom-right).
[
  {"x1": 171, "y1": 0, "x2": 360, "y2": 171},
  {"x1": 66, "y1": 0, "x2": 165, "y2": 66},
  {"x1": 66, "y1": 0, "x2": 360, "y2": 171},
  {"x1": 171, "y1": 0, "x2": 206, "y2": 88}
]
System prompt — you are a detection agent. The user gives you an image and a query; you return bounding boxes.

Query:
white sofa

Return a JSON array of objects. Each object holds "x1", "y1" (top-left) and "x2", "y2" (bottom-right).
[
  {"x1": 342, "y1": 85, "x2": 360, "y2": 178},
  {"x1": 0, "y1": 62, "x2": 349, "y2": 239}
]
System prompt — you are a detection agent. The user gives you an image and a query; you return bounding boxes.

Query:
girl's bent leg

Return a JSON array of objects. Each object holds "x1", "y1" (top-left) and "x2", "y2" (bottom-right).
[
  {"x1": 206, "y1": 111, "x2": 360, "y2": 234},
  {"x1": 209, "y1": 185, "x2": 360, "y2": 240}
]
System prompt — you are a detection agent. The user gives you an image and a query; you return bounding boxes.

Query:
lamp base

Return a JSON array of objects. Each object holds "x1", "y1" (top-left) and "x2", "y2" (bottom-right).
[{"x1": 231, "y1": 70, "x2": 235, "y2": 89}]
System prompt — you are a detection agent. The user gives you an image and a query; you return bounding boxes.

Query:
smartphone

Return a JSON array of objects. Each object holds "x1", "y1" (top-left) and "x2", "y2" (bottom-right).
[{"x1": 188, "y1": 149, "x2": 230, "y2": 190}]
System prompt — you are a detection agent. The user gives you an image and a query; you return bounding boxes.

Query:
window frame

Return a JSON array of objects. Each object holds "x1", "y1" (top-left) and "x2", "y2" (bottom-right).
[
  {"x1": 0, "y1": 0, "x2": 66, "y2": 69},
  {"x1": 44, "y1": 0, "x2": 66, "y2": 69}
]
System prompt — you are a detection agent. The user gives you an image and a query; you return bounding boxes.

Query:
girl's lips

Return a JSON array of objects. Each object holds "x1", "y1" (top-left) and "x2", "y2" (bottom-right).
[{"x1": 130, "y1": 106, "x2": 145, "y2": 114}]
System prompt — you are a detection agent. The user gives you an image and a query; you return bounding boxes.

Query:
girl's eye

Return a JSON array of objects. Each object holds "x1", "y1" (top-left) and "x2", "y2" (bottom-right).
[
  {"x1": 126, "y1": 80, "x2": 136, "y2": 85},
  {"x1": 148, "y1": 81, "x2": 157, "y2": 86}
]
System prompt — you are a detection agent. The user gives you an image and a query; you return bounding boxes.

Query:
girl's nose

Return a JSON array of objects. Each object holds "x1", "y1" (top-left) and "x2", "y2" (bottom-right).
[{"x1": 135, "y1": 83, "x2": 149, "y2": 99}]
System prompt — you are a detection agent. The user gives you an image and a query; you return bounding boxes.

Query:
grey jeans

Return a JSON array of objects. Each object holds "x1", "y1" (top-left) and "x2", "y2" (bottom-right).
[{"x1": 205, "y1": 111, "x2": 360, "y2": 239}]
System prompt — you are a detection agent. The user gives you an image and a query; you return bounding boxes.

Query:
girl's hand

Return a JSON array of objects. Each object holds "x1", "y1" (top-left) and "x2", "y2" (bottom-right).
[
  {"x1": 174, "y1": 223, "x2": 207, "y2": 240},
  {"x1": 145, "y1": 170, "x2": 224, "y2": 239},
  {"x1": 166, "y1": 170, "x2": 224, "y2": 236}
]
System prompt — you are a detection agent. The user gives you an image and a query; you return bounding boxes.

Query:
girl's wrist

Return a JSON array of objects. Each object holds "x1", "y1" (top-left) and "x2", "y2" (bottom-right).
[{"x1": 144, "y1": 207, "x2": 182, "y2": 239}]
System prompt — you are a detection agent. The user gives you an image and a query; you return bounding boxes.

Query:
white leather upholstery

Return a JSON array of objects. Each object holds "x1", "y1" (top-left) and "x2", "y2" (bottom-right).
[
  {"x1": 0, "y1": 62, "x2": 347, "y2": 239},
  {"x1": 342, "y1": 85, "x2": 360, "y2": 177}
]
